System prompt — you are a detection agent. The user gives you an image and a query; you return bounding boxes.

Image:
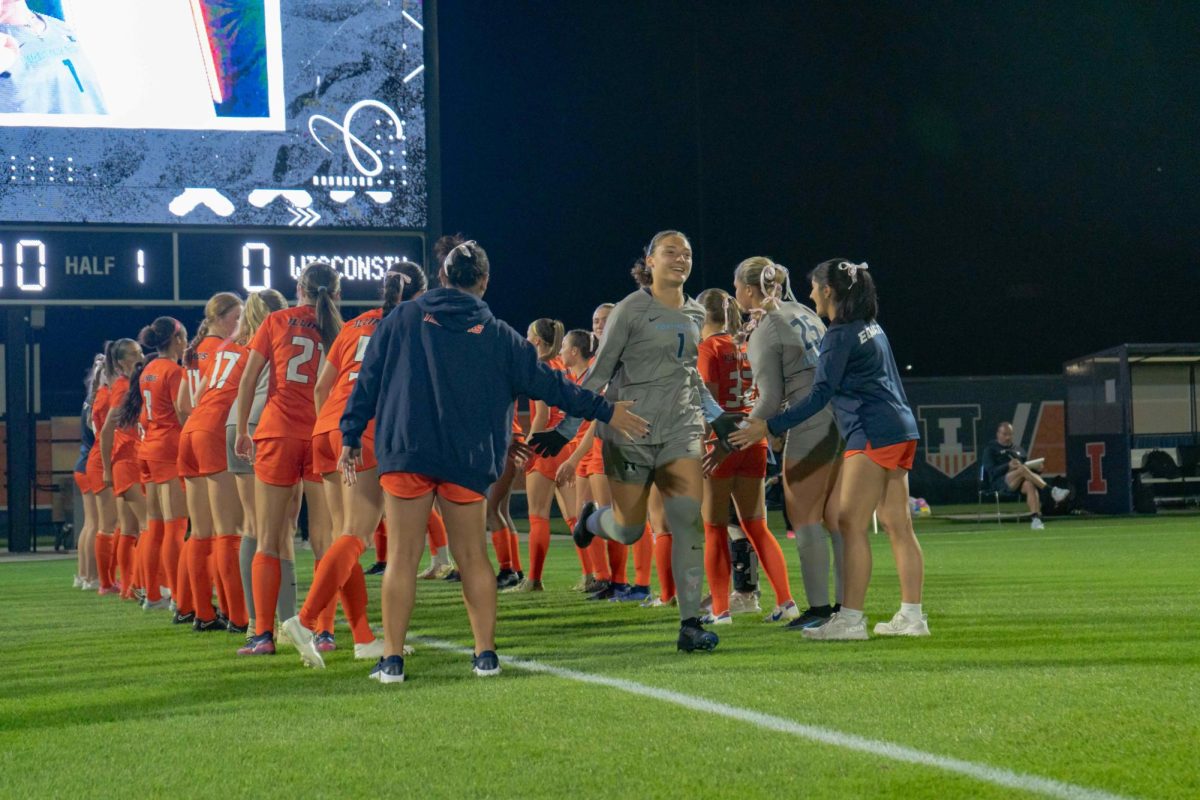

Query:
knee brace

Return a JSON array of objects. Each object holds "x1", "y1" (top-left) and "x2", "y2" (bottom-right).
[{"x1": 730, "y1": 537, "x2": 758, "y2": 593}]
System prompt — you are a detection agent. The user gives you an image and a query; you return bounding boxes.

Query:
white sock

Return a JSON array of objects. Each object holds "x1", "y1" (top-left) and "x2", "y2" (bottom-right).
[
  {"x1": 586, "y1": 505, "x2": 609, "y2": 535},
  {"x1": 432, "y1": 549, "x2": 450, "y2": 568},
  {"x1": 840, "y1": 607, "x2": 864, "y2": 624},
  {"x1": 900, "y1": 602, "x2": 923, "y2": 619}
]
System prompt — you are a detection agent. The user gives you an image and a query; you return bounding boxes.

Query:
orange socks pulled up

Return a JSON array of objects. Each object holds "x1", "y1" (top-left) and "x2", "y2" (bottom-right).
[
  {"x1": 507, "y1": 529, "x2": 523, "y2": 573},
  {"x1": 741, "y1": 517, "x2": 793, "y2": 607},
  {"x1": 654, "y1": 532, "x2": 675, "y2": 602},
  {"x1": 301, "y1": 537, "x2": 372, "y2": 642},
  {"x1": 251, "y1": 552, "x2": 281, "y2": 636},
  {"x1": 373, "y1": 521, "x2": 387, "y2": 563},
  {"x1": 704, "y1": 523, "x2": 732, "y2": 616},
  {"x1": 95, "y1": 532, "x2": 115, "y2": 589},
  {"x1": 189, "y1": 537, "x2": 216, "y2": 621},
  {"x1": 607, "y1": 540, "x2": 628, "y2": 586},
  {"x1": 176, "y1": 537, "x2": 195, "y2": 615},
  {"x1": 632, "y1": 525, "x2": 653, "y2": 587},
  {"x1": 427, "y1": 510, "x2": 447, "y2": 555},
  {"x1": 116, "y1": 533, "x2": 136, "y2": 599},
  {"x1": 588, "y1": 538, "x2": 611, "y2": 582},
  {"x1": 142, "y1": 520, "x2": 166, "y2": 602},
  {"x1": 491, "y1": 528, "x2": 512, "y2": 570},
  {"x1": 215, "y1": 534, "x2": 248, "y2": 627},
  {"x1": 528, "y1": 516, "x2": 550, "y2": 582},
  {"x1": 159, "y1": 519, "x2": 180, "y2": 596}
]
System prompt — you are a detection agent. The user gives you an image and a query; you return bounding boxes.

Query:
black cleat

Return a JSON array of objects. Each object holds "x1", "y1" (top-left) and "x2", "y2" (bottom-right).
[
  {"x1": 215, "y1": 611, "x2": 230, "y2": 629},
  {"x1": 786, "y1": 605, "x2": 834, "y2": 630},
  {"x1": 193, "y1": 617, "x2": 226, "y2": 632},
  {"x1": 495, "y1": 569, "x2": 519, "y2": 590},
  {"x1": 442, "y1": 569, "x2": 461, "y2": 583},
  {"x1": 677, "y1": 618, "x2": 719, "y2": 652},
  {"x1": 572, "y1": 502, "x2": 597, "y2": 548},
  {"x1": 586, "y1": 581, "x2": 619, "y2": 601},
  {"x1": 172, "y1": 611, "x2": 196, "y2": 626},
  {"x1": 365, "y1": 561, "x2": 387, "y2": 576},
  {"x1": 226, "y1": 621, "x2": 249, "y2": 634}
]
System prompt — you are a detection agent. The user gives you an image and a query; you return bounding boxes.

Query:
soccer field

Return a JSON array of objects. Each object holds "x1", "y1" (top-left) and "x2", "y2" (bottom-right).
[{"x1": 3, "y1": 514, "x2": 1197, "y2": 799}]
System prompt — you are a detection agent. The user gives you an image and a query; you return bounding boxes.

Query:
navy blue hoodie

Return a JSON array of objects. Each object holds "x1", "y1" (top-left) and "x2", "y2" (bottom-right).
[{"x1": 340, "y1": 287, "x2": 615, "y2": 496}]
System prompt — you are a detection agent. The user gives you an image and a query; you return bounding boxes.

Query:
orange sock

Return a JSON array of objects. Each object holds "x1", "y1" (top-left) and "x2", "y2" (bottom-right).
[
  {"x1": 654, "y1": 533, "x2": 675, "y2": 602},
  {"x1": 251, "y1": 552, "x2": 281, "y2": 636},
  {"x1": 216, "y1": 535, "x2": 248, "y2": 627},
  {"x1": 427, "y1": 510, "x2": 447, "y2": 555},
  {"x1": 189, "y1": 537, "x2": 216, "y2": 621},
  {"x1": 316, "y1": 540, "x2": 376, "y2": 644},
  {"x1": 210, "y1": 547, "x2": 228, "y2": 617},
  {"x1": 570, "y1": 516, "x2": 592, "y2": 574},
  {"x1": 176, "y1": 538, "x2": 194, "y2": 614},
  {"x1": 95, "y1": 532, "x2": 114, "y2": 589},
  {"x1": 116, "y1": 534, "x2": 136, "y2": 598},
  {"x1": 159, "y1": 519, "x2": 179, "y2": 596},
  {"x1": 528, "y1": 516, "x2": 550, "y2": 581},
  {"x1": 491, "y1": 528, "x2": 512, "y2": 570},
  {"x1": 632, "y1": 525, "x2": 653, "y2": 587},
  {"x1": 314, "y1": 557, "x2": 338, "y2": 634},
  {"x1": 302, "y1": 537, "x2": 364, "y2": 633},
  {"x1": 141, "y1": 521, "x2": 165, "y2": 602},
  {"x1": 508, "y1": 529, "x2": 524, "y2": 573},
  {"x1": 704, "y1": 523, "x2": 732, "y2": 615},
  {"x1": 373, "y1": 521, "x2": 387, "y2": 563},
  {"x1": 741, "y1": 517, "x2": 793, "y2": 606},
  {"x1": 588, "y1": 538, "x2": 611, "y2": 581},
  {"x1": 607, "y1": 540, "x2": 628, "y2": 585}
]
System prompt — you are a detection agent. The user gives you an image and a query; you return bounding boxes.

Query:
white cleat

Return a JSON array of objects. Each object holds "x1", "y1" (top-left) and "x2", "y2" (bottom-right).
[
  {"x1": 729, "y1": 591, "x2": 761, "y2": 615},
  {"x1": 873, "y1": 612, "x2": 931, "y2": 637},
  {"x1": 82, "y1": 579, "x2": 100, "y2": 591},
  {"x1": 282, "y1": 616, "x2": 325, "y2": 669},
  {"x1": 700, "y1": 611, "x2": 733, "y2": 625},
  {"x1": 802, "y1": 612, "x2": 869, "y2": 641},
  {"x1": 1031, "y1": 517, "x2": 1045, "y2": 531},
  {"x1": 354, "y1": 639, "x2": 385, "y2": 661},
  {"x1": 143, "y1": 597, "x2": 171, "y2": 611},
  {"x1": 764, "y1": 601, "x2": 800, "y2": 623},
  {"x1": 73, "y1": 575, "x2": 84, "y2": 589}
]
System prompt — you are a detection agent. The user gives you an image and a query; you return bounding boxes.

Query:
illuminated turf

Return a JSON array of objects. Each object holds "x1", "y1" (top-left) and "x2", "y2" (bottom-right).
[{"x1": 2, "y1": 513, "x2": 1196, "y2": 799}]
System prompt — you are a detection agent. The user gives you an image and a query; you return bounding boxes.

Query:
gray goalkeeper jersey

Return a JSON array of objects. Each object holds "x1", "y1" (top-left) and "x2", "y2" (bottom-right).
[
  {"x1": 747, "y1": 301, "x2": 835, "y2": 431},
  {"x1": 583, "y1": 288, "x2": 708, "y2": 446}
]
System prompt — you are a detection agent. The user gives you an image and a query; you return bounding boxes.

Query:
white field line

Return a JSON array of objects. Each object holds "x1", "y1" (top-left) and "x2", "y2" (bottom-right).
[
  {"x1": 413, "y1": 637, "x2": 1138, "y2": 800},
  {"x1": 919, "y1": 522, "x2": 1196, "y2": 538}
]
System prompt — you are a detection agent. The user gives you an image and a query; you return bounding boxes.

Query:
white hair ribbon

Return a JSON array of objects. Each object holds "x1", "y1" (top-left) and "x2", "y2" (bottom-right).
[{"x1": 839, "y1": 261, "x2": 869, "y2": 285}]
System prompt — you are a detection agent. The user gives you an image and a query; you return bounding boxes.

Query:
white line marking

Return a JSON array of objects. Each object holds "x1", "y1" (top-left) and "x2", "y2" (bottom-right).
[
  {"x1": 413, "y1": 637, "x2": 1137, "y2": 800},
  {"x1": 403, "y1": 64, "x2": 425, "y2": 84}
]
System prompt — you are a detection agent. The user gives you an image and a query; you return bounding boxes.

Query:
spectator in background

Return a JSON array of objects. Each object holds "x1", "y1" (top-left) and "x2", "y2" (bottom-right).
[{"x1": 983, "y1": 421, "x2": 1068, "y2": 530}]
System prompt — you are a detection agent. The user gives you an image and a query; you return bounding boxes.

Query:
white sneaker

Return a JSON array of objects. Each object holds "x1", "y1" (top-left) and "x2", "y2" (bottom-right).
[
  {"x1": 160, "y1": 586, "x2": 172, "y2": 600},
  {"x1": 728, "y1": 591, "x2": 761, "y2": 615},
  {"x1": 873, "y1": 612, "x2": 931, "y2": 637},
  {"x1": 73, "y1": 575, "x2": 84, "y2": 588},
  {"x1": 1050, "y1": 487, "x2": 1069, "y2": 503},
  {"x1": 143, "y1": 597, "x2": 171, "y2": 611},
  {"x1": 82, "y1": 579, "x2": 100, "y2": 591},
  {"x1": 1031, "y1": 517, "x2": 1045, "y2": 530},
  {"x1": 282, "y1": 616, "x2": 325, "y2": 669},
  {"x1": 354, "y1": 639, "x2": 384, "y2": 660},
  {"x1": 764, "y1": 601, "x2": 800, "y2": 623},
  {"x1": 802, "y1": 611, "x2": 869, "y2": 641},
  {"x1": 700, "y1": 611, "x2": 733, "y2": 625}
]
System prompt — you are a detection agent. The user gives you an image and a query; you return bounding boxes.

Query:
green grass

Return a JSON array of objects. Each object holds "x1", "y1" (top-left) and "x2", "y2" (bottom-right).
[{"x1": 3, "y1": 513, "x2": 1198, "y2": 799}]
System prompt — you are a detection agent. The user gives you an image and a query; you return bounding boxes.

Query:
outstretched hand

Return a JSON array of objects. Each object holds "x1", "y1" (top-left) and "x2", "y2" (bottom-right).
[
  {"x1": 608, "y1": 401, "x2": 649, "y2": 441},
  {"x1": 702, "y1": 441, "x2": 731, "y2": 478},
  {"x1": 728, "y1": 417, "x2": 769, "y2": 450},
  {"x1": 529, "y1": 430, "x2": 570, "y2": 458},
  {"x1": 338, "y1": 446, "x2": 363, "y2": 486}
]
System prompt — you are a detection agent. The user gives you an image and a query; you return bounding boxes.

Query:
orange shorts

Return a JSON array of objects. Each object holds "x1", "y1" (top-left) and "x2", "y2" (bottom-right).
[
  {"x1": 140, "y1": 458, "x2": 179, "y2": 484},
  {"x1": 845, "y1": 440, "x2": 917, "y2": 471},
  {"x1": 74, "y1": 470, "x2": 92, "y2": 494},
  {"x1": 178, "y1": 428, "x2": 227, "y2": 478},
  {"x1": 312, "y1": 429, "x2": 377, "y2": 476},
  {"x1": 710, "y1": 439, "x2": 768, "y2": 479},
  {"x1": 112, "y1": 458, "x2": 143, "y2": 497},
  {"x1": 253, "y1": 436, "x2": 313, "y2": 487},
  {"x1": 577, "y1": 437, "x2": 605, "y2": 478},
  {"x1": 526, "y1": 440, "x2": 576, "y2": 482},
  {"x1": 380, "y1": 472, "x2": 484, "y2": 504}
]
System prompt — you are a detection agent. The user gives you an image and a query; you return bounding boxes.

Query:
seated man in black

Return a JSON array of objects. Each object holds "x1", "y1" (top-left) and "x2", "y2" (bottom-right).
[{"x1": 983, "y1": 421, "x2": 1067, "y2": 530}]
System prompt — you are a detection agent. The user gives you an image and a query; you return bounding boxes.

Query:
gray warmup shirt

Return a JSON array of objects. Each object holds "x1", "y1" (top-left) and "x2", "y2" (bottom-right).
[
  {"x1": 0, "y1": 14, "x2": 108, "y2": 114},
  {"x1": 582, "y1": 289, "x2": 710, "y2": 446},
  {"x1": 747, "y1": 301, "x2": 836, "y2": 433}
]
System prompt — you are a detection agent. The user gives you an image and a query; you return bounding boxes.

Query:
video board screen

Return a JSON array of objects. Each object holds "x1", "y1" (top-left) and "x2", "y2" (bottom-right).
[{"x1": 0, "y1": 0, "x2": 427, "y2": 229}]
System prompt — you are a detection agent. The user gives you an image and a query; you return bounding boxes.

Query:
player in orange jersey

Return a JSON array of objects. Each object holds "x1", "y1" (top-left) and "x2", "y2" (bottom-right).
[
  {"x1": 282, "y1": 263, "x2": 427, "y2": 668},
  {"x1": 235, "y1": 262, "x2": 342, "y2": 655},
  {"x1": 88, "y1": 349, "x2": 120, "y2": 594},
  {"x1": 695, "y1": 288, "x2": 797, "y2": 625},
  {"x1": 177, "y1": 292, "x2": 247, "y2": 631},
  {"x1": 74, "y1": 354, "x2": 105, "y2": 591},
  {"x1": 112, "y1": 317, "x2": 191, "y2": 614},
  {"x1": 99, "y1": 338, "x2": 147, "y2": 601},
  {"x1": 502, "y1": 319, "x2": 578, "y2": 593}
]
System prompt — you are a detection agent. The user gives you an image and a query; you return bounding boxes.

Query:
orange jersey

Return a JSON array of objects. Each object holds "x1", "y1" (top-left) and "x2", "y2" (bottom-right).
[
  {"x1": 249, "y1": 305, "x2": 325, "y2": 441},
  {"x1": 697, "y1": 333, "x2": 754, "y2": 414},
  {"x1": 138, "y1": 358, "x2": 184, "y2": 461},
  {"x1": 185, "y1": 336, "x2": 225, "y2": 400},
  {"x1": 527, "y1": 357, "x2": 570, "y2": 431},
  {"x1": 186, "y1": 342, "x2": 249, "y2": 434},
  {"x1": 90, "y1": 385, "x2": 110, "y2": 437},
  {"x1": 313, "y1": 308, "x2": 382, "y2": 437},
  {"x1": 108, "y1": 376, "x2": 139, "y2": 461}
]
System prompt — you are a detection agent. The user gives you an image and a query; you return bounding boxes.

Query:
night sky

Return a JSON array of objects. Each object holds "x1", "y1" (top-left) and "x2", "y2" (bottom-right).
[
  {"x1": 22, "y1": 1, "x2": 1200, "y2": 413},
  {"x1": 437, "y1": 0, "x2": 1199, "y2": 376}
]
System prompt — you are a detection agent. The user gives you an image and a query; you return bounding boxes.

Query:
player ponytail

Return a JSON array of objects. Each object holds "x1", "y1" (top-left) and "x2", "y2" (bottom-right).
[
  {"x1": 84, "y1": 351, "x2": 106, "y2": 406},
  {"x1": 734, "y1": 256, "x2": 795, "y2": 313},
  {"x1": 530, "y1": 318, "x2": 564, "y2": 360},
  {"x1": 696, "y1": 288, "x2": 741, "y2": 336},
  {"x1": 441, "y1": 238, "x2": 489, "y2": 291},
  {"x1": 809, "y1": 258, "x2": 877, "y2": 323},
  {"x1": 382, "y1": 261, "x2": 427, "y2": 315},
  {"x1": 299, "y1": 261, "x2": 343, "y2": 351},
  {"x1": 114, "y1": 317, "x2": 178, "y2": 428},
  {"x1": 564, "y1": 329, "x2": 596, "y2": 362},
  {"x1": 186, "y1": 291, "x2": 241, "y2": 365},
  {"x1": 630, "y1": 257, "x2": 652, "y2": 288},
  {"x1": 237, "y1": 289, "x2": 287, "y2": 345},
  {"x1": 103, "y1": 338, "x2": 135, "y2": 385}
]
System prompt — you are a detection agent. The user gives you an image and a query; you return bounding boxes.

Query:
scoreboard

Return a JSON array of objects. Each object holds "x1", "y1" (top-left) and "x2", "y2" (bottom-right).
[{"x1": 0, "y1": 227, "x2": 424, "y2": 306}]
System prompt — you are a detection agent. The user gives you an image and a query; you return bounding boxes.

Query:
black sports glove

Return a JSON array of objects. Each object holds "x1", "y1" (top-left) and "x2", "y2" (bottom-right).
[
  {"x1": 528, "y1": 430, "x2": 570, "y2": 457},
  {"x1": 710, "y1": 412, "x2": 747, "y2": 450}
]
